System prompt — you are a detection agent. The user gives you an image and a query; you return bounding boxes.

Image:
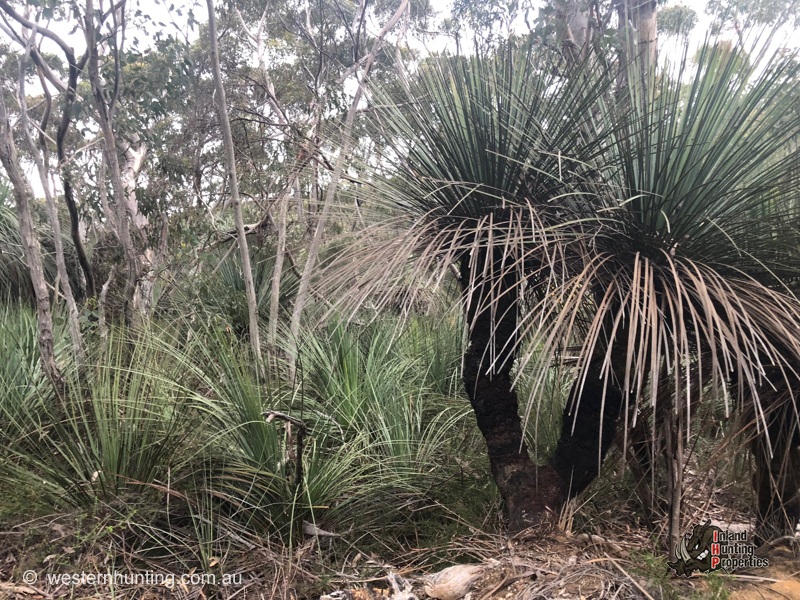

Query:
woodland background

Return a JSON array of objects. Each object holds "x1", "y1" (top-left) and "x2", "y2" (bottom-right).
[{"x1": 1, "y1": 0, "x2": 800, "y2": 598}]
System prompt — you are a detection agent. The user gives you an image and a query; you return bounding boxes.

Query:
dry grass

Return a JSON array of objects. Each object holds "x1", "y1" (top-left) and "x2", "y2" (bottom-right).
[{"x1": 3, "y1": 499, "x2": 796, "y2": 600}]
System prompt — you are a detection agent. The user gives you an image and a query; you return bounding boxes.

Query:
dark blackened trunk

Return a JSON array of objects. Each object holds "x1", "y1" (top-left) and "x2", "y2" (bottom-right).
[
  {"x1": 552, "y1": 336, "x2": 625, "y2": 497},
  {"x1": 58, "y1": 60, "x2": 95, "y2": 299},
  {"x1": 626, "y1": 408, "x2": 665, "y2": 526},
  {"x1": 752, "y1": 441, "x2": 800, "y2": 544},
  {"x1": 749, "y1": 387, "x2": 800, "y2": 544},
  {"x1": 461, "y1": 249, "x2": 563, "y2": 530}
]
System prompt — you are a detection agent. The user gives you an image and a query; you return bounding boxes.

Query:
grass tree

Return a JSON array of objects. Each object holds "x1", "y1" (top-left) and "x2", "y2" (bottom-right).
[
  {"x1": 318, "y1": 44, "x2": 616, "y2": 529},
  {"x1": 321, "y1": 40, "x2": 800, "y2": 539},
  {"x1": 523, "y1": 44, "x2": 800, "y2": 545}
]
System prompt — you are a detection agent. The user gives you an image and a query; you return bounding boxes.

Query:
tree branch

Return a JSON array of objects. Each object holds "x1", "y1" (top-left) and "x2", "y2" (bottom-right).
[{"x1": 287, "y1": 0, "x2": 410, "y2": 379}]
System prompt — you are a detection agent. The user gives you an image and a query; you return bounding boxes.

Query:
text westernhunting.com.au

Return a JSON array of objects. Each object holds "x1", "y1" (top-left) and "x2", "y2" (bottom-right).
[{"x1": 22, "y1": 569, "x2": 243, "y2": 587}]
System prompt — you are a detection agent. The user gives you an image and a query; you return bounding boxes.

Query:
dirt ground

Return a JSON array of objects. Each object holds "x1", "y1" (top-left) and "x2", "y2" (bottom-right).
[
  {"x1": 2, "y1": 520, "x2": 797, "y2": 600},
  {"x1": 315, "y1": 528, "x2": 800, "y2": 600}
]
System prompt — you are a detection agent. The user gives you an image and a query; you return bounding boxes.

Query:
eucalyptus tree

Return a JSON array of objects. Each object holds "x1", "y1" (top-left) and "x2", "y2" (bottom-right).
[
  {"x1": 0, "y1": 94, "x2": 64, "y2": 387},
  {"x1": 205, "y1": 0, "x2": 262, "y2": 366},
  {"x1": 0, "y1": 0, "x2": 90, "y2": 382},
  {"x1": 15, "y1": 46, "x2": 85, "y2": 366},
  {"x1": 616, "y1": 0, "x2": 657, "y2": 66},
  {"x1": 0, "y1": 0, "x2": 160, "y2": 326},
  {"x1": 205, "y1": 0, "x2": 425, "y2": 372},
  {"x1": 707, "y1": 0, "x2": 800, "y2": 43}
]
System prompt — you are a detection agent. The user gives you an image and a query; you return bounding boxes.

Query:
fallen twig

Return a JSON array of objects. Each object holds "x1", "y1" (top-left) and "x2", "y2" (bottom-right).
[{"x1": 479, "y1": 569, "x2": 538, "y2": 600}]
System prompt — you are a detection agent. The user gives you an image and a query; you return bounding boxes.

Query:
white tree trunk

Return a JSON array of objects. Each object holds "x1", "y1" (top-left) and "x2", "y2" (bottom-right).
[
  {"x1": 84, "y1": 0, "x2": 141, "y2": 327},
  {"x1": 0, "y1": 93, "x2": 63, "y2": 388},
  {"x1": 17, "y1": 51, "x2": 84, "y2": 365},
  {"x1": 287, "y1": 0, "x2": 410, "y2": 380},
  {"x1": 235, "y1": 7, "x2": 298, "y2": 365},
  {"x1": 617, "y1": 0, "x2": 658, "y2": 68},
  {"x1": 555, "y1": 0, "x2": 592, "y2": 62},
  {"x1": 120, "y1": 137, "x2": 159, "y2": 316},
  {"x1": 268, "y1": 189, "x2": 289, "y2": 359},
  {"x1": 207, "y1": 0, "x2": 263, "y2": 367}
]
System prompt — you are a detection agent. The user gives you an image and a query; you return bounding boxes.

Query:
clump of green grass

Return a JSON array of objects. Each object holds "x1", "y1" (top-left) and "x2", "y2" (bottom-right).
[
  {"x1": 0, "y1": 326, "x2": 195, "y2": 510},
  {"x1": 0, "y1": 303, "x2": 501, "y2": 578}
]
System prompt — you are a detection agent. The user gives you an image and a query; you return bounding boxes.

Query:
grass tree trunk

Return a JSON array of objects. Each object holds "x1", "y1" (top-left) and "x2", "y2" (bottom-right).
[
  {"x1": 206, "y1": 0, "x2": 263, "y2": 368},
  {"x1": 749, "y1": 377, "x2": 800, "y2": 544},
  {"x1": 662, "y1": 396, "x2": 685, "y2": 561},
  {"x1": 0, "y1": 93, "x2": 63, "y2": 389},
  {"x1": 551, "y1": 355, "x2": 624, "y2": 497},
  {"x1": 551, "y1": 310, "x2": 628, "y2": 499},
  {"x1": 752, "y1": 436, "x2": 800, "y2": 544},
  {"x1": 461, "y1": 248, "x2": 563, "y2": 530}
]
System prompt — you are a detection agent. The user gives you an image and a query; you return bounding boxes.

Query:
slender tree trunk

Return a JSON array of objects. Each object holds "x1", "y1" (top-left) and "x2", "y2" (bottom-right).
[
  {"x1": 17, "y1": 52, "x2": 84, "y2": 365},
  {"x1": 206, "y1": 0, "x2": 263, "y2": 367},
  {"x1": 84, "y1": 0, "x2": 140, "y2": 327},
  {"x1": 461, "y1": 248, "x2": 563, "y2": 530},
  {"x1": 287, "y1": 0, "x2": 409, "y2": 380},
  {"x1": 0, "y1": 93, "x2": 63, "y2": 388},
  {"x1": 120, "y1": 137, "x2": 158, "y2": 316},
  {"x1": 616, "y1": 0, "x2": 658, "y2": 68},
  {"x1": 554, "y1": 0, "x2": 592, "y2": 63},
  {"x1": 268, "y1": 189, "x2": 289, "y2": 358},
  {"x1": 57, "y1": 57, "x2": 94, "y2": 299},
  {"x1": 661, "y1": 395, "x2": 685, "y2": 561},
  {"x1": 234, "y1": 5, "x2": 289, "y2": 364},
  {"x1": 0, "y1": 0, "x2": 93, "y2": 299},
  {"x1": 93, "y1": 123, "x2": 139, "y2": 326}
]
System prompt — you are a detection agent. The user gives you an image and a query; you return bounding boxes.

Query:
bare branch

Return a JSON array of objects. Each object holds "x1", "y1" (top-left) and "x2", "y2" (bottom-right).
[{"x1": 288, "y1": 0, "x2": 411, "y2": 378}]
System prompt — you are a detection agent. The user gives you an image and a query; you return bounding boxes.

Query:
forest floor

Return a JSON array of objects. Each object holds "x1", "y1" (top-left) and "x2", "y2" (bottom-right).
[
  {"x1": 1, "y1": 511, "x2": 798, "y2": 600},
  {"x1": 1, "y1": 465, "x2": 798, "y2": 599}
]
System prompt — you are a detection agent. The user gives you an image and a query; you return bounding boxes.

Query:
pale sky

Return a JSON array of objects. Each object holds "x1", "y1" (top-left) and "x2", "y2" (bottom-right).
[{"x1": 6, "y1": 0, "x2": 798, "y2": 198}]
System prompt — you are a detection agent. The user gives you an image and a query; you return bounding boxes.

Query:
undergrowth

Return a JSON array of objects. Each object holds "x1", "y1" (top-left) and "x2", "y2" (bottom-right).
[
  {"x1": 0, "y1": 302, "x2": 500, "y2": 593},
  {"x1": 0, "y1": 302, "x2": 757, "y2": 599}
]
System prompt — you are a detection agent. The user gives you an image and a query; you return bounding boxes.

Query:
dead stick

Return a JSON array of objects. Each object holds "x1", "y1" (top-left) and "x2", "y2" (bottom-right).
[{"x1": 262, "y1": 410, "x2": 308, "y2": 495}]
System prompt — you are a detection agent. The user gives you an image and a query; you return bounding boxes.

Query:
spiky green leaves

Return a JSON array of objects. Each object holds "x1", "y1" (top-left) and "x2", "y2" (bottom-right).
[{"x1": 323, "y1": 39, "x2": 800, "y2": 450}]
